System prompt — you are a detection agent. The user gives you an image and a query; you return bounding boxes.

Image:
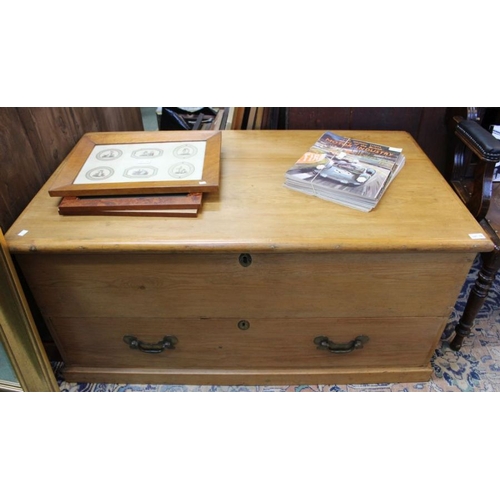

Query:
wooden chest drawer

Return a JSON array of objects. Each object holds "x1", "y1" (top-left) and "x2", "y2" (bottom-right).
[
  {"x1": 48, "y1": 316, "x2": 446, "y2": 384},
  {"x1": 17, "y1": 252, "x2": 472, "y2": 319}
]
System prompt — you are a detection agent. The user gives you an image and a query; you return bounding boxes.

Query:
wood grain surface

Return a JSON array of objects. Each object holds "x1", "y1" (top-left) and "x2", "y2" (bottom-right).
[{"x1": 5, "y1": 130, "x2": 494, "y2": 254}]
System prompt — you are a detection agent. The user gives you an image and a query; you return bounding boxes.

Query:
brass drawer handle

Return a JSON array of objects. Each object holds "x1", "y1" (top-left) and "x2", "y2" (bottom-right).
[
  {"x1": 314, "y1": 335, "x2": 369, "y2": 354},
  {"x1": 123, "y1": 335, "x2": 178, "y2": 354}
]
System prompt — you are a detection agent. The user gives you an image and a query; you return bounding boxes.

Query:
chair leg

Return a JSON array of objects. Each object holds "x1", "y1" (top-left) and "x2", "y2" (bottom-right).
[{"x1": 450, "y1": 250, "x2": 500, "y2": 351}]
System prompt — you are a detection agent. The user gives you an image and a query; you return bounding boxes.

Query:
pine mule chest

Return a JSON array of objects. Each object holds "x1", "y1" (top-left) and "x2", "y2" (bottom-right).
[{"x1": 5, "y1": 130, "x2": 493, "y2": 386}]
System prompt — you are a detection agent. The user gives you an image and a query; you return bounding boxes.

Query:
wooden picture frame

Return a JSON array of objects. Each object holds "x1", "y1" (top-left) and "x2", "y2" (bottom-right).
[{"x1": 48, "y1": 130, "x2": 221, "y2": 197}]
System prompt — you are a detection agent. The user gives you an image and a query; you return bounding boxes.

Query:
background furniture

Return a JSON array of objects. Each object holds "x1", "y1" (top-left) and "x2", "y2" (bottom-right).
[
  {"x1": 445, "y1": 111, "x2": 500, "y2": 350},
  {"x1": 282, "y1": 108, "x2": 449, "y2": 175},
  {"x1": 155, "y1": 107, "x2": 455, "y2": 177}
]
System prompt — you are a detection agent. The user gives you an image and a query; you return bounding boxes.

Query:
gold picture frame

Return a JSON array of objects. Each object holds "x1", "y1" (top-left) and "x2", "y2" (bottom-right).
[
  {"x1": 48, "y1": 130, "x2": 221, "y2": 197},
  {"x1": 0, "y1": 229, "x2": 59, "y2": 392}
]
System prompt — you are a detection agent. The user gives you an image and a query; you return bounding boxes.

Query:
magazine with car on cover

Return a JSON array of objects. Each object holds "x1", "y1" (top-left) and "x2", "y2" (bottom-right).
[{"x1": 284, "y1": 131, "x2": 405, "y2": 212}]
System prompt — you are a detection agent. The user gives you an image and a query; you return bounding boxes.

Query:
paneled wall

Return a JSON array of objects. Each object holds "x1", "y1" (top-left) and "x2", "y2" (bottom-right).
[
  {"x1": 0, "y1": 107, "x2": 143, "y2": 232},
  {"x1": 284, "y1": 107, "x2": 449, "y2": 174}
]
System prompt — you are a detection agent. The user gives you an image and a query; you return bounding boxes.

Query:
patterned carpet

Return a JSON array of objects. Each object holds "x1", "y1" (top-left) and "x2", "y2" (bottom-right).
[{"x1": 55, "y1": 256, "x2": 500, "y2": 392}]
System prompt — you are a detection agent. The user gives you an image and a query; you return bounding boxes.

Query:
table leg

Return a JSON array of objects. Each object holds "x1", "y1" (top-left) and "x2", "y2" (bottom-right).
[{"x1": 450, "y1": 250, "x2": 500, "y2": 350}]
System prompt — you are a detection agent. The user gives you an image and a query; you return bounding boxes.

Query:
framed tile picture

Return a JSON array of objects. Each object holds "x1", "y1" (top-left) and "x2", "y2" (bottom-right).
[{"x1": 48, "y1": 130, "x2": 221, "y2": 197}]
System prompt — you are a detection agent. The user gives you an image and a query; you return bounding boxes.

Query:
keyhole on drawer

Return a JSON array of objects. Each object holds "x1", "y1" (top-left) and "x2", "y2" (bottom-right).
[
  {"x1": 238, "y1": 320, "x2": 250, "y2": 331},
  {"x1": 239, "y1": 253, "x2": 252, "y2": 267}
]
